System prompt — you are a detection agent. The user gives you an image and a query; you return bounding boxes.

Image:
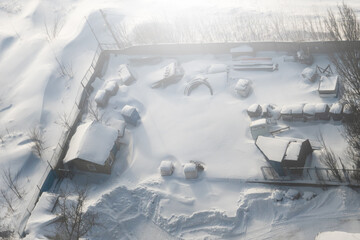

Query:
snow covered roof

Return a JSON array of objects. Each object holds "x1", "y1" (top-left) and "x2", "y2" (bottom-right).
[
  {"x1": 280, "y1": 105, "x2": 292, "y2": 115},
  {"x1": 284, "y1": 141, "x2": 302, "y2": 161},
  {"x1": 256, "y1": 136, "x2": 290, "y2": 162},
  {"x1": 330, "y1": 103, "x2": 343, "y2": 114},
  {"x1": 291, "y1": 104, "x2": 304, "y2": 115},
  {"x1": 230, "y1": 45, "x2": 253, "y2": 53},
  {"x1": 63, "y1": 121, "x2": 118, "y2": 165},
  {"x1": 235, "y1": 79, "x2": 250, "y2": 91},
  {"x1": 316, "y1": 231, "x2": 360, "y2": 240},
  {"x1": 319, "y1": 75, "x2": 338, "y2": 91},
  {"x1": 303, "y1": 103, "x2": 316, "y2": 115}
]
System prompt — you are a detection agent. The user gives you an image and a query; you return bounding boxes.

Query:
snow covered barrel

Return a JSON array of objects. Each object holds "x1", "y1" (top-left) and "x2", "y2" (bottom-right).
[
  {"x1": 184, "y1": 163, "x2": 198, "y2": 179},
  {"x1": 160, "y1": 161, "x2": 174, "y2": 176},
  {"x1": 329, "y1": 103, "x2": 343, "y2": 121},
  {"x1": 121, "y1": 105, "x2": 140, "y2": 126},
  {"x1": 94, "y1": 89, "x2": 110, "y2": 108}
]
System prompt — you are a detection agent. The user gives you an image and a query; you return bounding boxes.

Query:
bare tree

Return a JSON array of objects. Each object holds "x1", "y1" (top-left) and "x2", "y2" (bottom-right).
[
  {"x1": 87, "y1": 102, "x2": 103, "y2": 123},
  {"x1": 1, "y1": 168, "x2": 23, "y2": 199},
  {"x1": 28, "y1": 127, "x2": 44, "y2": 158},
  {"x1": 0, "y1": 189, "x2": 15, "y2": 212},
  {"x1": 55, "y1": 112, "x2": 72, "y2": 132},
  {"x1": 55, "y1": 56, "x2": 74, "y2": 79},
  {"x1": 44, "y1": 14, "x2": 64, "y2": 41},
  {"x1": 318, "y1": 133, "x2": 343, "y2": 182},
  {"x1": 55, "y1": 187, "x2": 98, "y2": 240},
  {"x1": 326, "y1": 3, "x2": 360, "y2": 179}
]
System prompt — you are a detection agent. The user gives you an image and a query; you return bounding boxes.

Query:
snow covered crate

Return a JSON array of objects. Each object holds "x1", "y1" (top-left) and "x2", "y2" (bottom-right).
[
  {"x1": 184, "y1": 163, "x2": 198, "y2": 179},
  {"x1": 329, "y1": 103, "x2": 343, "y2": 121},
  {"x1": 118, "y1": 64, "x2": 135, "y2": 85},
  {"x1": 160, "y1": 161, "x2": 174, "y2": 176},
  {"x1": 121, "y1": 105, "x2": 140, "y2": 126},
  {"x1": 94, "y1": 89, "x2": 110, "y2": 108},
  {"x1": 247, "y1": 104, "x2": 262, "y2": 118}
]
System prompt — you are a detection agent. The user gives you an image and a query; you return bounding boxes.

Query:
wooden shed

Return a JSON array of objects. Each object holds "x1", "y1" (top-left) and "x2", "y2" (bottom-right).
[
  {"x1": 63, "y1": 121, "x2": 120, "y2": 174},
  {"x1": 255, "y1": 136, "x2": 313, "y2": 176}
]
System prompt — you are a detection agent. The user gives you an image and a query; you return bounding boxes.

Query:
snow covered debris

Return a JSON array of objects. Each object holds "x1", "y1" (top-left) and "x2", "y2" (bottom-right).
[
  {"x1": 118, "y1": 64, "x2": 135, "y2": 85},
  {"x1": 160, "y1": 161, "x2": 174, "y2": 176},
  {"x1": 235, "y1": 79, "x2": 251, "y2": 97},
  {"x1": 301, "y1": 67, "x2": 317, "y2": 82},
  {"x1": 302, "y1": 191, "x2": 316, "y2": 201},
  {"x1": 207, "y1": 63, "x2": 227, "y2": 74},
  {"x1": 184, "y1": 163, "x2": 198, "y2": 179},
  {"x1": 104, "y1": 80, "x2": 119, "y2": 96},
  {"x1": 271, "y1": 190, "x2": 284, "y2": 202},
  {"x1": 121, "y1": 105, "x2": 140, "y2": 126},
  {"x1": 285, "y1": 189, "x2": 300, "y2": 200}
]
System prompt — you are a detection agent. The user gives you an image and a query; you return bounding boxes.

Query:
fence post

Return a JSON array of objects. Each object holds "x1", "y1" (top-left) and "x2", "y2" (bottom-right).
[{"x1": 100, "y1": 9, "x2": 121, "y2": 49}]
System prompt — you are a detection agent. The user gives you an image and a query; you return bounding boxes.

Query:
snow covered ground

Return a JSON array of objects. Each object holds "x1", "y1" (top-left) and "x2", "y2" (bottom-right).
[{"x1": 1, "y1": 0, "x2": 360, "y2": 239}]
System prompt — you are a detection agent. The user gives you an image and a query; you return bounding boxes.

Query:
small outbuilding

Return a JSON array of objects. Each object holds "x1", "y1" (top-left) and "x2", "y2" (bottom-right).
[
  {"x1": 250, "y1": 118, "x2": 270, "y2": 139},
  {"x1": 121, "y1": 105, "x2": 140, "y2": 126},
  {"x1": 255, "y1": 136, "x2": 313, "y2": 176},
  {"x1": 318, "y1": 75, "x2": 339, "y2": 98},
  {"x1": 118, "y1": 64, "x2": 135, "y2": 85},
  {"x1": 160, "y1": 161, "x2": 174, "y2": 176},
  {"x1": 247, "y1": 104, "x2": 262, "y2": 118},
  {"x1": 235, "y1": 79, "x2": 252, "y2": 97},
  {"x1": 63, "y1": 121, "x2": 120, "y2": 174},
  {"x1": 184, "y1": 163, "x2": 198, "y2": 179},
  {"x1": 330, "y1": 103, "x2": 343, "y2": 121}
]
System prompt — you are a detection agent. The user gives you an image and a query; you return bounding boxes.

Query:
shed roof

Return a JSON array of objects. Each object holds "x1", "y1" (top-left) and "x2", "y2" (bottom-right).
[
  {"x1": 256, "y1": 136, "x2": 290, "y2": 162},
  {"x1": 63, "y1": 121, "x2": 118, "y2": 165},
  {"x1": 284, "y1": 142, "x2": 302, "y2": 161}
]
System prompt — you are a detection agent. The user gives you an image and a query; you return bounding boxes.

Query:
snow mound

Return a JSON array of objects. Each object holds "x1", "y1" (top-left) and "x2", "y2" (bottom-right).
[{"x1": 285, "y1": 189, "x2": 300, "y2": 200}]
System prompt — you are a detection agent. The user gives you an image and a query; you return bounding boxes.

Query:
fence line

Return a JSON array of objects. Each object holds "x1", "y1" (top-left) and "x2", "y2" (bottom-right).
[
  {"x1": 17, "y1": 43, "x2": 114, "y2": 237},
  {"x1": 261, "y1": 166, "x2": 360, "y2": 186}
]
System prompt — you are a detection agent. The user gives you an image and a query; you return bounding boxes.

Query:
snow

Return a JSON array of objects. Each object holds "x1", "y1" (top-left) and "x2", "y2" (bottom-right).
[
  {"x1": 94, "y1": 89, "x2": 108, "y2": 107},
  {"x1": 207, "y1": 63, "x2": 227, "y2": 74},
  {"x1": 230, "y1": 45, "x2": 253, "y2": 53},
  {"x1": 104, "y1": 80, "x2": 118, "y2": 96},
  {"x1": 291, "y1": 104, "x2": 304, "y2": 115},
  {"x1": 235, "y1": 79, "x2": 250, "y2": 91},
  {"x1": 303, "y1": 191, "x2": 316, "y2": 201},
  {"x1": 63, "y1": 121, "x2": 118, "y2": 165},
  {"x1": 316, "y1": 231, "x2": 360, "y2": 240},
  {"x1": 256, "y1": 136, "x2": 289, "y2": 162},
  {"x1": 1, "y1": 0, "x2": 360, "y2": 239},
  {"x1": 118, "y1": 64, "x2": 133, "y2": 85}
]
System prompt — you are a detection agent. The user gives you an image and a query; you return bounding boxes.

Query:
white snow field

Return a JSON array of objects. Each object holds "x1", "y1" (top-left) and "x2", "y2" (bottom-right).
[{"x1": 1, "y1": 0, "x2": 360, "y2": 239}]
